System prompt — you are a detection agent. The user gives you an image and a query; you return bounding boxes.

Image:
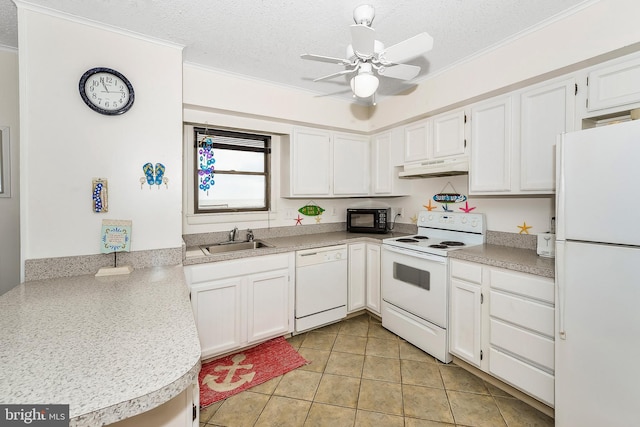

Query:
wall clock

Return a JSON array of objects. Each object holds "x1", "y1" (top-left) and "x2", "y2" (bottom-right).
[{"x1": 79, "y1": 67, "x2": 135, "y2": 115}]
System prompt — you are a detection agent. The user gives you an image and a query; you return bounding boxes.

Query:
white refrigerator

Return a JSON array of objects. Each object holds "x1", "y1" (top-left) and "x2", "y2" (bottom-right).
[{"x1": 555, "y1": 119, "x2": 640, "y2": 426}]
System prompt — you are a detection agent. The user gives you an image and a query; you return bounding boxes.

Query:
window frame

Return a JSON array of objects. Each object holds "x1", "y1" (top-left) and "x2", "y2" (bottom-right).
[{"x1": 193, "y1": 127, "x2": 271, "y2": 214}]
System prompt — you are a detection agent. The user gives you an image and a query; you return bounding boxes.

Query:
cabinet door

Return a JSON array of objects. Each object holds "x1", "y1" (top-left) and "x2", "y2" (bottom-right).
[
  {"x1": 191, "y1": 278, "x2": 244, "y2": 359},
  {"x1": 519, "y1": 78, "x2": 575, "y2": 192},
  {"x1": 587, "y1": 55, "x2": 640, "y2": 111},
  {"x1": 246, "y1": 269, "x2": 291, "y2": 344},
  {"x1": 371, "y1": 131, "x2": 393, "y2": 195},
  {"x1": 365, "y1": 243, "x2": 381, "y2": 315},
  {"x1": 449, "y1": 278, "x2": 483, "y2": 367},
  {"x1": 291, "y1": 128, "x2": 331, "y2": 196},
  {"x1": 432, "y1": 109, "x2": 466, "y2": 159},
  {"x1": 333, "y1": 133, "x2": 370, "y2": 196},
  {"x1": 348, "y1": 243, "x2": 366, "y2": 313},
  {"x1": 469, "y1": 96, "x2": 512, "y2": 193},
  {"x1": 404, "y1": 120, "x2": 432, "y2": 163}
]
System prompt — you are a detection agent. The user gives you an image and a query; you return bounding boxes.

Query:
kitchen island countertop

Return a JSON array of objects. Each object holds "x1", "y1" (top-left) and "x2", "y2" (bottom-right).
[
  {"x1": 0, "y1": 265, "x2": 201, "y2": 427},
  {"x1": 449, "y1": 243, "x2": 555, "y2": 278}
]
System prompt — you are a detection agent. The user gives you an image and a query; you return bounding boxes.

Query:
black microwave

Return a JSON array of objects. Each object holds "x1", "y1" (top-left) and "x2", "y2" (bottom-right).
[{"x1": 347, "y1": 208, "x2": 390, "y2": 233}]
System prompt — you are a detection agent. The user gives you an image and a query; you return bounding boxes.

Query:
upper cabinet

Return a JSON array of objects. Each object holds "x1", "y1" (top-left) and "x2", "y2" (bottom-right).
[
  {"x1": 281, "y1": 127, "x2": 369, "y2": 197},
  {"x1": 403, "y1": 109, "x2": 467, "y2": 164},
  {"x1": 586, "y1": 54, "x2": 640, "y2": 112},
  {"x1": 333, "y1": 132, "x2": 370, "y2": 196},
  {"x1": 432, "y1": 109, "x2": 467, "y2": 159},
  {"x1": 469, "y1": 76, "x2": 575, "y2": 195},
  {"x1": 371, "y1": 128, "x2": 410, "y2": 196}
]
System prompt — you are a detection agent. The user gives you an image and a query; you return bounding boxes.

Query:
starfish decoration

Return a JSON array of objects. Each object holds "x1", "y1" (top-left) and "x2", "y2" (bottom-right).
[
  {"x1": 442, "y1": 204, "x2": 452, "y2": 212},
  {"x1": 423, "y1": 200, "x2": 437, "y2": 211},
  {"x1": 295, "y1": 215, "x2": 303, "y2": 225},
  {"x1": 410, "y1": 214, "x2": 418, "y2": 224},
  {"x1": 315, "y1": 215, "x2": 322, "y2": 224},
  {"x1": 518, "y1": 221, "x2": 532, "y2": 234},
  {"x1": 459, "y1": 202, "x2": 476, "y2": 213}
]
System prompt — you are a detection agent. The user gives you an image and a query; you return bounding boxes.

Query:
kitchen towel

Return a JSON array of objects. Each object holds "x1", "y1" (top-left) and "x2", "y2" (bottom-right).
[{"x1": 199, "y1": 336, "x2": 309, "y2": 408}]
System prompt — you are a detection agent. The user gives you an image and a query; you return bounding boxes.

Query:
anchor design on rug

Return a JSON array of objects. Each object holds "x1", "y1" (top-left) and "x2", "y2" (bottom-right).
[{"x1": 202, "y1": 354, "x2": 256, "y2": 392}]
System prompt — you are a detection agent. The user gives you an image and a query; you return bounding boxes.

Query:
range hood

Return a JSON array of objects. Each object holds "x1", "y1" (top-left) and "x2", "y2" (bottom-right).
[{"x1": 399, "y1": 157, "x2": 469, "y2": 178}]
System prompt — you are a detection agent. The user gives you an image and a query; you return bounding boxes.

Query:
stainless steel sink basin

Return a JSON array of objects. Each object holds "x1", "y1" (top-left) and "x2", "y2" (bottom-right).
[{"x1": 202, "y1": 240, "x2": 272, "y2": 254}]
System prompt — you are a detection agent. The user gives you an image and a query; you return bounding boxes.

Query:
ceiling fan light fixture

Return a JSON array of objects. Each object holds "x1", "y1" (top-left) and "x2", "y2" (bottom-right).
[
  {"x1": 353, "y1": 4, "x2": 375, "y2": 26},
  {"x1": 350, "y1": 72, "x2": 379, "y2": 98}
]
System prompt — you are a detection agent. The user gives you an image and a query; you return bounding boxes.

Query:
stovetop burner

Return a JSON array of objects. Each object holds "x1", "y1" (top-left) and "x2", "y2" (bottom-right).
[
  {"x1": 441, "y1": 241, "x2": 465, "y2": 247},
  {"x1": 396, "y1": 238, "x2": 419, "y2": 243},
  {"x1": 429, "y1": 244, "x2": 448, "y2": 249},
  {"x1": 413, "y1": 236, "x2": 429, "y2": 240}
]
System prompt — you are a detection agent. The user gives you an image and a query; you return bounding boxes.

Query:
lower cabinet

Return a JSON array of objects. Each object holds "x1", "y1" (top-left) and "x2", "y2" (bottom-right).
[
  {"x1": 449, "y1": 259, "x2": 555, "y2": 406},
  {"x1": 185, "y1": 253, "x2": 294, "y2": 360},
  {"x1": 348, "y1": 242, "x2": 381, "y2": 315}
]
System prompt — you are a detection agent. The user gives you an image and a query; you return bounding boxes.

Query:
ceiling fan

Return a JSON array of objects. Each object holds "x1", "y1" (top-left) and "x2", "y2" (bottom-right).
[{"x1": 301, "y1": 4, "x2": 434, "y2": 102}]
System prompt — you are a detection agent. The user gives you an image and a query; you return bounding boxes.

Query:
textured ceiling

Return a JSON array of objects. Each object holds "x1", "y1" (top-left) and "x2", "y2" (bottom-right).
[{"x1": 0, "y1": 0, "x2": 591, "y2": 102}]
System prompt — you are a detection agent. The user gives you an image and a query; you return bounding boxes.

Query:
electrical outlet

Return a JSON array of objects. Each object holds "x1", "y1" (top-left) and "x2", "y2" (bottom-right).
[
  {"x1": 285, "y1": 209, "x2": 294, "y2": 219},
  {"x1": 331, "y1": 207, "x2": 337, "y2": 216}
]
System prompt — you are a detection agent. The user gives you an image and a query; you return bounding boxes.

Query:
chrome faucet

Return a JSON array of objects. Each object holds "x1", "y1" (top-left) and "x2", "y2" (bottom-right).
[
  {"x1": 229, "y1": 226, "x2": 238, "y2": 242},
  {"x1": 246, "y1": 229, "x2": 254, "y2": 242}
]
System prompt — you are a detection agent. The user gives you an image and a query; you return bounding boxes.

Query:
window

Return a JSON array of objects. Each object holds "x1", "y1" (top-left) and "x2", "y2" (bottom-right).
[{"x1": 194, "y1": 127, "x2": 270, "y2": 213}]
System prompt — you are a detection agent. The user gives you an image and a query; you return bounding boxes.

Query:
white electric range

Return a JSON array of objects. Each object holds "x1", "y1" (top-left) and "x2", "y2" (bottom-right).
[{"x1": 381, "y1": 211, "x2": 486, "y2": 363}]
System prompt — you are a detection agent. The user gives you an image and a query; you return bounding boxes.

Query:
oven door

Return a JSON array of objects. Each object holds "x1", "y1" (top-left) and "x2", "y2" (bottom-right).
[{"x1": 381, "y1": 245, "x2": 448, "y2": 328}]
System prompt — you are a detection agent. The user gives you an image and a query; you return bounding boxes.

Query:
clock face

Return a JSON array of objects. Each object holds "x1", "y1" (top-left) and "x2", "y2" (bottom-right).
[{"x1": 79, "y1": 67, "x2": 134, "y2": 115}]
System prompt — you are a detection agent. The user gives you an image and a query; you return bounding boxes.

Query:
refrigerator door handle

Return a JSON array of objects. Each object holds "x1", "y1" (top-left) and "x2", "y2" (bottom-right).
[
  {"x1": 555, "y1": 134, "x2": 566, "y2": 241},
  {"x1": 556, "y1": 241, "x2": 566, "y2": 340}
]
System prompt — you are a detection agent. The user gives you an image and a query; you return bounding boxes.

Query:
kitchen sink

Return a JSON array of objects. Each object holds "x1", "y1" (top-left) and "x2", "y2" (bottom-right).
[{"x1": 201, "y1": 240, "x2": 273, "y2": 254}]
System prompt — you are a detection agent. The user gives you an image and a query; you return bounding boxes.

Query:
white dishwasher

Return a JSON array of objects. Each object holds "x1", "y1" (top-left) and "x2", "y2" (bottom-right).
[{"x1": 295, "y1": 245, "x2": 348, "y2": 333}]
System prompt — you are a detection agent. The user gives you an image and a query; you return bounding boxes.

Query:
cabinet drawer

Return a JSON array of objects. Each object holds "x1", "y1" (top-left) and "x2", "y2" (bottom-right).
[
  {"x1": 490, "y1": 318, "x2": 554, "y2": 371},
  {"x1": 490, "y1": 268, "x2": 554, "y2": 303},
  {"x1": 451, "y1": 260, "x2": 482, "y2": 284},
  {"x1": 490, "y1": 291, "x2": 554, "y2": 337},
  {"x1": 489, "y1": 347, "x2": 554, "y2": 407}
]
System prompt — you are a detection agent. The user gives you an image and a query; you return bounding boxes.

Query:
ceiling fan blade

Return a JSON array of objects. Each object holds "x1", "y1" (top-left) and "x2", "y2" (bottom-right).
[
  {"x1": 381, "y1": 32, "x2": 434, "y2": 64},
  {"x1": 301, "y1": 53, "x2": 351, "y2": 66},
  {"x1": 350, "y1": 24, "x2": 376, "y2": 58},
  {"x1": 313, "y1": 68, "x2": 357, "y2": 82},
  {"x1": 379, "y1": 63, "x2": 421, "y2": 80}
]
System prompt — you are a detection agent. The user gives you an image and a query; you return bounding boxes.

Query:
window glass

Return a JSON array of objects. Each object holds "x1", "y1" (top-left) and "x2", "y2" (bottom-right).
[{"x1": 194, "y1": 128, "x2": 270, "y2": 213}]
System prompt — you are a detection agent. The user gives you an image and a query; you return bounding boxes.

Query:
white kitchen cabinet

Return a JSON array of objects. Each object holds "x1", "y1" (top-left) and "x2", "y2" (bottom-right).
[
  {"x1": 488, "y1": 267, "x2": 555, "y2": 406},
  {"x1": 348, "y1": 242, "x2": 381, "y2": 315},
  {"x1": 348, "y1": 243, "x2": 366, "y2": 313},
  {"x1": 333, "y1": 132, "x2": 370, "y2": 196},
  {"x1": 519, "y1": 77, "x2": 575, "y2": 191},
  {"x1": 587, "y1": 53, "x2": 640, "y2": 112},
  {"x1": 403, "y1": 119, "x2": 431, "y2": 163},
  {"x1": 365, "y1": 243, "x2": 381, "y2": 315},
  {"x1": 432, "y1": 109, "x2": 466, "y2": 159},
  {"x1": 370, "y1": 128, "x2": 410, "y2": 196},
  {"x1": 186, "y1": 253, "x2": 294, "y2": 359},
  {"x1": 191, "y1": 276, "x2": 244, "y2": 357},
  {"x1": 449, "y1": 260, "x2": 486, "y2": 369},
  {"x1": 281, "y1": 127, "x2": 370, "y2": 197},
  {"x1": 282, "y1": 127, "x2": 331, "y2": 197},
  {"x1": 470, "y1": 76, "x2": 575, "y2": 195},
  {"x1": 469, "y1": 96, "x2": 512, "y2": 193}
]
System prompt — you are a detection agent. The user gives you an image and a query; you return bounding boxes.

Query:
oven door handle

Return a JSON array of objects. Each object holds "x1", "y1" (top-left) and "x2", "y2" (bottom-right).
[{"x1": 382, "y1": 245, "x2": 447, "y2": 264}]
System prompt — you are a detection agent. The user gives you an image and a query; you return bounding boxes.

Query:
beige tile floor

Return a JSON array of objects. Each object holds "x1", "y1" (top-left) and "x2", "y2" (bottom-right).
[{"x1": 199, "y1": 313, "x2": 554, "y2": 427}]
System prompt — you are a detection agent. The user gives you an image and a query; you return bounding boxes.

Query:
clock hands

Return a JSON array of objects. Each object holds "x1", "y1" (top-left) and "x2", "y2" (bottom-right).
[{"x1": 101, "y1": 80, "x2": 109, "y2": 93}]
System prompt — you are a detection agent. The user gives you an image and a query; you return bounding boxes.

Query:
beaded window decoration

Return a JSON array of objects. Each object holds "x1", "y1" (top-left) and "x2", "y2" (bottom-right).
[{"x1": 197, "y1": 136, "x2": 216, "y2": 194}]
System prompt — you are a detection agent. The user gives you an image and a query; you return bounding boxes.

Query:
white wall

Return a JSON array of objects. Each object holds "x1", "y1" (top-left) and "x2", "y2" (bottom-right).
[
  {"x1": 0, "y1": 48, "x2": 20, "y2": 294},
  {"x1": 17, "y1": 6, "x2": 184, "y2": 263}
]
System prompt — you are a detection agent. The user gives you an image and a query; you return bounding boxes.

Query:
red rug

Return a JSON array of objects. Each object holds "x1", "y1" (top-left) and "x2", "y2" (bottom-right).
[{"x1": 198, "y1": 336, "x2": 309, "y2": 408}]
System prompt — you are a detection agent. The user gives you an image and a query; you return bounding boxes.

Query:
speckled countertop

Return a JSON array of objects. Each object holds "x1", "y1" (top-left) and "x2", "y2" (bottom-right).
[
  {"x1": 184, "y1": 230, "x2": 555, "y2": 278},
  {"x1": 0, "y1": 265, "x2": 201, "y2": 427},
  {"x1": 450, "y1": 244, "x2": 555, "y2": 278},
  {"x1": 183, "y1": 230, "x2": 410, "y2": 265}
]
